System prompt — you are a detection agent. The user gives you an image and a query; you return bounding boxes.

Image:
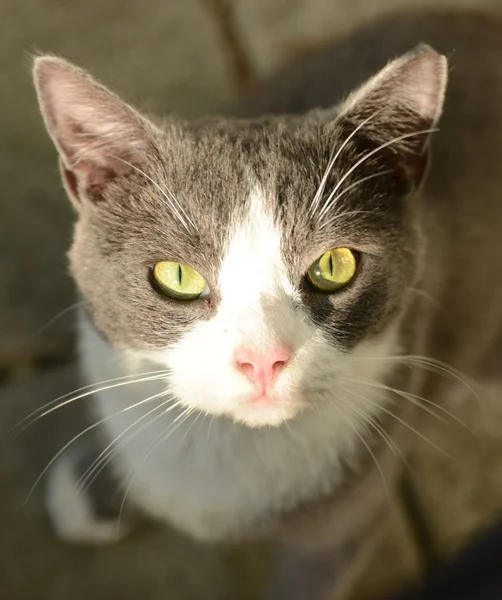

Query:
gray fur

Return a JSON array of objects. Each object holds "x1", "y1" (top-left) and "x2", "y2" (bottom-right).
[
  {"x1": 33, "y1": 8, "x2": 502, "y2": 600},
  {"x1": 34, "y1": 46, "x2": 438, "y2": 356}
]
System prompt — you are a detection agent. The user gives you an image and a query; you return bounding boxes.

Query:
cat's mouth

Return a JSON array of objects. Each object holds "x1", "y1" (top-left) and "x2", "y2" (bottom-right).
[
  {"x1": 230, "y1": 391, "x2": 303, "y2": 428},
  {"x1": 249, "y1": 390, "x2": 278, "y2": 404}
]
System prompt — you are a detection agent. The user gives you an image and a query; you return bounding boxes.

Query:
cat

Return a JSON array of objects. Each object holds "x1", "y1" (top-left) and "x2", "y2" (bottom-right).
[{"x1": 33, "y1": 8, "x2": 502, "y2": 600}]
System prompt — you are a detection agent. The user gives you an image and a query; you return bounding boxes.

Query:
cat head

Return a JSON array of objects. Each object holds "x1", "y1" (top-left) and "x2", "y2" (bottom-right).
[{"x1": 33, "y1": 47, "x2": 447, "y2": 428}]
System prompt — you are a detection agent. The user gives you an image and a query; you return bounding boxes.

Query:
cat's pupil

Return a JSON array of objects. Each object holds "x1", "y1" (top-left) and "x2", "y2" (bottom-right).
[
  {"x1": 329, "y1": 253, "x2": 334, "y2": 276},
  {"x1": 178, "y1": 264, "x2": 182, "y2": 286}
]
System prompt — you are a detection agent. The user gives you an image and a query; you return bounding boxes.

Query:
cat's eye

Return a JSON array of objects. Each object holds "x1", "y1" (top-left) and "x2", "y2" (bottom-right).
[
  {"x1": 307, "y1": 248, "x2": 357, "y2": 292},
  {"x1": 153, "y1": 261, "x2": 208, "y2": 300}
]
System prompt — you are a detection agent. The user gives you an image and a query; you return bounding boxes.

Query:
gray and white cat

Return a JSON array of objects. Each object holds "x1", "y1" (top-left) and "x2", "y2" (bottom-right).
[{"x1": 33, "y1": 9, "x2": 502, "y2": 600}]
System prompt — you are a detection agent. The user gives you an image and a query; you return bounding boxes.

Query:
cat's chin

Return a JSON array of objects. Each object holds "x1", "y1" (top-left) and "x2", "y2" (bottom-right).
[{"x1": 228, "y1": 400, "x2": 301, "y2": 429}]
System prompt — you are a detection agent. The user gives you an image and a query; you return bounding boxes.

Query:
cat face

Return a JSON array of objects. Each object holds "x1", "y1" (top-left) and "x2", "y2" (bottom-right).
[{"x1": 34, "y1": 47, "x2": 446, "y2": 427}]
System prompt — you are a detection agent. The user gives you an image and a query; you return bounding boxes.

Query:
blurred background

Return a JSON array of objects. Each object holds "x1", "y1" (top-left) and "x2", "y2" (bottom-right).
[{"x1": 2, "y1": 0, "x2": 502, "y2": 599}]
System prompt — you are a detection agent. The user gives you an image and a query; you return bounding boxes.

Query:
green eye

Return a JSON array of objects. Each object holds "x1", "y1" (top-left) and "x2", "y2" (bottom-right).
[
  {"x1": 153, "y1": 261, "x2": 207, "y2": 300},
  {"x1": 307, "y1": 248, "x2": 357, "y2": 292}
]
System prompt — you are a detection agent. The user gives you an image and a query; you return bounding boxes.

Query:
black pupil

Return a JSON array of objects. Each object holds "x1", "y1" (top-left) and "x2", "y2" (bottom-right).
[
  {"x1": 178, "y1": 264, "x2": 183, "y2": 286},
  {"x1": 329, "y1": 252, "x2": 334, "y2": 276}
]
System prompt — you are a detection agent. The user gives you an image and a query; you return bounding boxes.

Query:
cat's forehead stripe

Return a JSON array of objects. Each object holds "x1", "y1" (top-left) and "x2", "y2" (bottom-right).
[{"x1": 217, "y1": 185, "x2": 294, "y2": 311}]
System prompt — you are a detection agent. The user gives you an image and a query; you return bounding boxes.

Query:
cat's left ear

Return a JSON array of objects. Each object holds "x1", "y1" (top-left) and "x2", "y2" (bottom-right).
[
  {"x1": 33, "y1": 56, "x2": 157, "y2": 207},
  {"x1": 336, "y1": 44, "x2": 448, "y2": 189}
]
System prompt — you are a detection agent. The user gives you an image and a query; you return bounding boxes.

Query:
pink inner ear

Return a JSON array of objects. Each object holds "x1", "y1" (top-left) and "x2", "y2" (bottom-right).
[
  {"x1": 61, "y1": 158, "x2": 120, "y2": 204},
  {"x1": 394, "y1": 149, "x2": 429, "y2": 190},
  {"x1": 35, "y1": 57, "x2": 152, "y2": 204},
  {"x1": 62, "y1": 165, "x2": 80, "y2": 203},
  {"x1": 57, "y1": 113, "x2": 146, "y2": 203},
  {"x1": 340, "y1": 47, "x2": 447, "y2": 128}
]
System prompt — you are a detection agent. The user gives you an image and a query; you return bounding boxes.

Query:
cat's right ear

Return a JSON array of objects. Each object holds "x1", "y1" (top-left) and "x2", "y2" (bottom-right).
[
  {"x1": 334, "y1": 45, "x2": 448, "y2": 190},
  {"x1": 33, "y1": 56, "x2": 155, "y2": 207}
]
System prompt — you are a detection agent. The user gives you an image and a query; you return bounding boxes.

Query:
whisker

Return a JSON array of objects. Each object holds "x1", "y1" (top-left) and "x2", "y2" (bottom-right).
[
  {"x1": 333, "y1": 394, "x2": 381, "y2": 442},
  {"x1": 332, "y1": 391, "x2": 406, "y2": 466},
  {"x1": 281, "y1": 415, "x2": 294, "y2": 436},
  {"x1": 333, "y1": 391, "x2": 410, "y2": 472},
  {"x1": 342, "y1": 376, "x2": 448, "y2": 425},
  {"x1": 36, "y1": 300, "x2": 88, "y2": 335},
  {"x1": 318, "y1": 209, "x2": 375, "y2": 230},
  {"x1": 318, "y1": 171, "x2": 393, "y2": 229},
  {"x1": 116, "y1": 405, "x2": 199, "y2": 532},
  {"x1": 76, "y1": 394, "x2": 182, "y2": 496},
  {"x1": 181, "y1": 410, "x2": 203, "y2": 444},
  {"x1": 106, "y1": 153, "x2": 195, "y2": 234},
  {"x1": 341, "y1": 375, "x2": 471, "y2": 432},
  {"x1": 71, "y1": 134, "x2": 194, "y2": 234},
  {"x1": 338, "y1": 382, "x2": 449, "y2": 458},
  {"x1": 351, "y1": 354, "x2": 482, "y2": 406},
  {"x1": 78, "y1": 412, "x2": 169, "y2": 498},
  {"x1": 10, "y1": 372, "x2": 169, "y2": 438},
  {"x1": 320, "y1": 399, "x2": 390, "y2": 498},
  {"x1": 317, "y1": 127, "x2": 438, "y2": 221},
  {"x1": 24, "y1": 389, "x2": 171, "y2": 504},
  {"x1": 309, "y1": 110, "x2": 381, "y2": 216},
  {"x1": 407, "y1": 287, "x2": 445, "y2": 312},
  {"x1": 206, "y1": 413, "x2": 216, "y2": 441}
]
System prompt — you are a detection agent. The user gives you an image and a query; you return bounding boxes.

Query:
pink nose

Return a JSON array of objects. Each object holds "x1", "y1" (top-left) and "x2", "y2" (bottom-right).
[{"x1": 234, "y1": 348, "x2": 290, "y2": 394}]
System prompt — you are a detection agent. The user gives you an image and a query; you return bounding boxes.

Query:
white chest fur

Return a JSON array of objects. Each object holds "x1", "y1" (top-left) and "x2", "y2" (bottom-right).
[{"x1": 80, "y1": 317, "x2": 398, "y2": 542}]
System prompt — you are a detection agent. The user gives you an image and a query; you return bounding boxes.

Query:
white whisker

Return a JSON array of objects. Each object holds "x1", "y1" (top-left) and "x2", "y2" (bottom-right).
[
  {"x1": 13, "y1": 373, "x2": 169, "y2": 438},
  {"x1": 24, "y1": 389, "x2": 172, "y2": 504},
  {"x1": 318, "y1": 170, "x2": 393, "y2": 229},
  {"x1": 407, "y1": 287, "x2": 445, "y2": 312},
  {"x1": 317, "y1": 127, "x2": 437, "y2": 221},
  {"x1": 351, "y1": 354, "x2": 482, "y2": 406},
  {"x1": 107, "y1": 153, "x2": 195, "y2": 234},
  {"x1": 338, "y1": 382, "x2": 449, "y2": 458},
  {"x1": 332, "y1": 391, "x2": 406, "y2": 466},
  {"x1": 36, "y1": 300, "x2": 88, "y2": 335},
  {"x1": 206, "y1": 413, "x2": 216, "y2": 441},
  {"x1": 343, "y1": 376, "x2": 447, "y2": 424},
  {"x1": 320, "y1": 399, "x2": 390, "y2": 498},
  {"x1": 76, "y1": 394, "x2": 182, "y2": 496},
  {"x1": 116, "y1": 405, "x2": 199, "y2": 532},
  {"x1": 342, "y1": 375, "x2": 471, "y2": 431},
  {"x1": 11, "y1": 370, "x2": 170, "y2": 437},
  {"x1": 309, "y1": 110, "x2": 381, "y2": 216}
]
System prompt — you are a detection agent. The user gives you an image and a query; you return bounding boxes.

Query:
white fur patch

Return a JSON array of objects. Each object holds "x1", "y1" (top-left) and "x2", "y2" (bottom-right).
[
  {"x1": 219, "y1": 185, "x2": 295, "y2": 306},
  {"x1": 165, "y1": 185, "x2": 310, "y2": 427},
  {"x1": 79, "y1": 184, "x2": 403, "y2": 542},
  {"x1": 45, "y1": 454, "x2": 129, "y2": 545}
]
